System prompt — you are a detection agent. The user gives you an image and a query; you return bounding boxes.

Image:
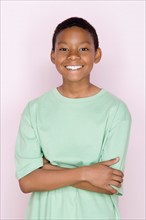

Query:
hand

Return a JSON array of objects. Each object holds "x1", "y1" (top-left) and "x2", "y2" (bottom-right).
[
  {"x1": 83, "y1": 157, "x2": 123, "y2": 194},
  {"x1": 43, "y1": 157, "x2": 49, "y2": 165},
  {"x1": 41, "y1": 157, "x2": 123, "y2": 194},
  {"x1": 42, "y1": 157, "x2": 63, "y2": 170}
]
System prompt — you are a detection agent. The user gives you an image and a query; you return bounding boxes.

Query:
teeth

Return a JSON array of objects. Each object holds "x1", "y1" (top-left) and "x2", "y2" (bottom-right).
[{"x1": 65, "y1": 65, "x2": 83, "y2": 70}]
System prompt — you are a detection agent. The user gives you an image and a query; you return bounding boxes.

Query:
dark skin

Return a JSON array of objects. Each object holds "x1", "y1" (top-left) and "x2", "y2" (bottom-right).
[
  {"x1": 41, "y1": 157, "x2": 123, "y2": 195},
  {"x1": 19, "y1": 26, "x2": 124, "y2": 194},
  {"x1": 51, "y1": 26, "x2": 102, "y2": 98}
]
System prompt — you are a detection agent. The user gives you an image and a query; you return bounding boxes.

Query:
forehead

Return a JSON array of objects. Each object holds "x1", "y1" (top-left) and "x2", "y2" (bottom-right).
[{"x1": 56, "y1": 26, "x2": 94, "y2": 44}]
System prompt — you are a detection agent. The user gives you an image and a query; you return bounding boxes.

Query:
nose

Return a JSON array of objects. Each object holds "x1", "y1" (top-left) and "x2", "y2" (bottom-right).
[{"x1": 67, "y1": 49, "x2": 80, "y2": 60}]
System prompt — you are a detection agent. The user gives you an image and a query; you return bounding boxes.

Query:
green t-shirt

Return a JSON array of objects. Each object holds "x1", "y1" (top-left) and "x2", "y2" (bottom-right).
[{"x1": 15, "y1": 88, "x2": 131, "y2": 220}]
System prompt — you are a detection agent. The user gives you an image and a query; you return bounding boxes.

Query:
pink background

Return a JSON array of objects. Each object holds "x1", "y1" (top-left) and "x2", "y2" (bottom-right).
[{"x1": 1, "y1": 1, "x2": 145, "y2": 219}]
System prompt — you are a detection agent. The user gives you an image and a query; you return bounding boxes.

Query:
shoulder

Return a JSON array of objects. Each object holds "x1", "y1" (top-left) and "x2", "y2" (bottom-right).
[
  {"x1": 22, "y1": 88, "x2": 55, "y2": 117},
  {"x1": 103, "y1": 89, "x2": 131, "y2": 121}
]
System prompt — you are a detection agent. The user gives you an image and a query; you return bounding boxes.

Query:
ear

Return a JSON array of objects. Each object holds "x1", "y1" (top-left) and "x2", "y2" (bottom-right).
[
  {"x1": 94, "y1": 48, "x2": 102, "y2": 64},
  {"x1": 50, "y1": 50, "x2": 55, "y2": 64}
]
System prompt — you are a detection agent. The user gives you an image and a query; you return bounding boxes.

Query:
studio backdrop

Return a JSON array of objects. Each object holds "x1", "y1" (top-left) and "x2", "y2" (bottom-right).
[{"x1": 1, "y1": 1, "x2": 145, "y2": 219}]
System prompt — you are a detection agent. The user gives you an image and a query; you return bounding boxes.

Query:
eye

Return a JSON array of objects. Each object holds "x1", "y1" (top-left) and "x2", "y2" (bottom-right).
[
  {"x1": 59, "y1": 48, "x2": 69, "y2": 52},
  {"x1": 79, "y1": 48, "x2": 89, "y2": 52}
]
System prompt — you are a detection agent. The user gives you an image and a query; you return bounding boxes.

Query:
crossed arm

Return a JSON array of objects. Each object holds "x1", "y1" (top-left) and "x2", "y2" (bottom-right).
[{"x1": 19, "y1": 157, "x2": 123, "y2": 195}]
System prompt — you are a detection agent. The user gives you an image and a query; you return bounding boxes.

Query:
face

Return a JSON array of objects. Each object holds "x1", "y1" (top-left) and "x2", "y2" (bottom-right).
[{"x1": 51, "y1": 26, "x2": 101, "y2": 83}]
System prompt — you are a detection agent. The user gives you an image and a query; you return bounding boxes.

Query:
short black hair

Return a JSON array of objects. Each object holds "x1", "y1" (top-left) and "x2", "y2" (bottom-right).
[{"x1": 52, "y1": 17, "x2": 99, "y2": 51}]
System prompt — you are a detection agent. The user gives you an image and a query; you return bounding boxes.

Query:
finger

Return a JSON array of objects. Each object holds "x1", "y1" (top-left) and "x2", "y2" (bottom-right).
[
  {"x1": 43, "y1": 157, "x2": 49, "y2": 165},
  {"x1": 100, "y1": 157, "x2": 120, "y2": 167},
  {"x1": 112, "y1": 175, "x2": 123, "y2": 183},
  {"x1": 110, "y1": 180, "x2": 122, "y2": 188},
  {"x1": 112, "y1": 169, "x2": 124, "y2": 177},
  {"x1": 106, "y1": 185, "x2": 118, "y2": 194},
  {"x1": 42, "y1": 164, "x2": 50, "y2": 170}
]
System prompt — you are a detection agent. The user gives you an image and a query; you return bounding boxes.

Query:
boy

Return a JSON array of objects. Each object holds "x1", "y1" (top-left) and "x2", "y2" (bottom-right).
[{"x1": 15, "y1": 17, "x2": 131, "y2": 219}]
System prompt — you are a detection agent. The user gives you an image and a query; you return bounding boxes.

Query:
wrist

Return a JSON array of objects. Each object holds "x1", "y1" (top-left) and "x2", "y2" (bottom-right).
[{"x1": 78, "y1": 166, "x2": 88, "y2": 182}]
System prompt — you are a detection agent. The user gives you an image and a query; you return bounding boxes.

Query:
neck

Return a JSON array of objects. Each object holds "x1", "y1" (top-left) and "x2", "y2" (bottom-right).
[{"x1": 57, "y1": 79, "x2": 100, "y2": 98}]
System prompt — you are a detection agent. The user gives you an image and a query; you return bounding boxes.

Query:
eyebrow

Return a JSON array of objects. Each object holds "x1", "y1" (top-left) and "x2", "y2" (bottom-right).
[{"x1": 57, "y1": 41, "x2": 91, "y2": 45}]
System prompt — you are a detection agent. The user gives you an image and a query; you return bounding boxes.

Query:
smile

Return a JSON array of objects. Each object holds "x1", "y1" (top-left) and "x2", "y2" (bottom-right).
[{"x1": 65, "y1": 65, "x2": 83, "y2": 70}]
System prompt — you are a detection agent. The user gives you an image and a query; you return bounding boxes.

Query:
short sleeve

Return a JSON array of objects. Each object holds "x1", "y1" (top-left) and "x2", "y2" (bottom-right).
[
  {"x1": 15, "y1": 104, "x2": 43, "y2": 180},
  {"x1": 99, "y1": 102, "x2": 132, "y2": 196}
]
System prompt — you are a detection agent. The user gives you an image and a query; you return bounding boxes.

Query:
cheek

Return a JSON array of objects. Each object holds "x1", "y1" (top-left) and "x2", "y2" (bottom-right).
[
  {"x1": 81, "y1": 52, "x2": 95, "y2": 60},
  {"x1": 56, "y1": 55, "x2": 67, "y2": 64}
]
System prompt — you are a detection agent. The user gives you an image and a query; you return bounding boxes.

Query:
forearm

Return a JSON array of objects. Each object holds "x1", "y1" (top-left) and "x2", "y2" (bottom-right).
[
  {"x1": 19, "y1": 166, "x2": 84, "y2": 193},
  {"x1": 42, "y1": 163, "x2": 111, "y2": 194}
]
